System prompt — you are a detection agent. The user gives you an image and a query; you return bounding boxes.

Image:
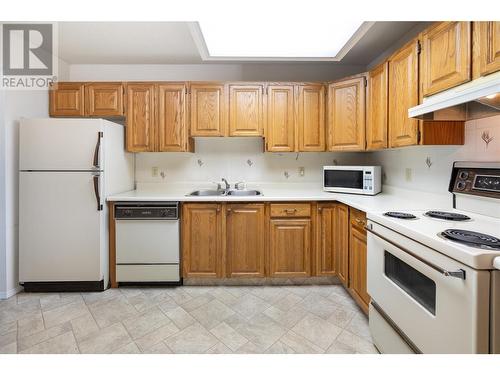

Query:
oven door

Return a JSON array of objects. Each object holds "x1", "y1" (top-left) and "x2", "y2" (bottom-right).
[
  {"x1": 323, "y1": 168, "x2": 364, "y2": 194},
  {"x1": 367, "y1": 221, "x2": 490, "y2": 353}
]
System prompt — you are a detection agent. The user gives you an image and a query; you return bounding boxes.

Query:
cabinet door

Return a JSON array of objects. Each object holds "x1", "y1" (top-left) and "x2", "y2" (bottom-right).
[
  {"x1": 49, "y1": 82, "x2": 85, "y2": 117},
  {"x1": 226, "y1": 204, "x2": 266, "y2": 277},
  {"x1": 349, "y1": 225, "x2": 370, "y2": 313},
  {"x1": 316, "y1": 204, "x2": 348, "y2": 278},
  {"x1": 85, "y1": 83, "x2": 124, "y2": 117},
  {"x1": 388, "y1": 40, "x2": 420, "y2": 148},
  {"x1": 190, "y1": 83, "x2": 226, "y2": 137},
  {"x1": 366, "y1": 62, "x2": 388, "y2": 150},
  {"x1": 157, "y1": 83, "x2": 188, "y2": 152},
  {"x1": 421, "y1": 22, "x2": 471, "y2": 96},
  {"x1": 182, "y1": 204, "x2": 222, "y2": 278},
  {"x1": 228, "y1": 84, "x2": 263, "y2": 136},
  {"x1": 266, "y1": 85, "x2": 295, "y2": 152},
  {"x1": 297, "y1": 84, "x2": 325, "y2": 151},
  {"x1": 125, "y1": 83, "x2": 156, "y2": 152},
  {"x1": 327, "y1": 77, "x2": 366, "y2": 151},
  {"x1": 269, "y1": 219, "x2": 311, "y2": 277},
  {"x1": 474, "y1": 21, "x2": 500, "y2": 77}
]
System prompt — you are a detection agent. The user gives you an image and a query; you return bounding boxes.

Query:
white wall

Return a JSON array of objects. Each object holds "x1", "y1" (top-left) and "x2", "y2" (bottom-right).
[
  {"x1": 367, "y1": 116, "x2": 500, "y2": 194},
  {"x1": 0, "y1": 88, "x2": 6, "y2": 296},
  {"x1": 136, "y1": 138, "x2": 366, "y2": 184},
  {"x1": 69, "y1": 63, "x2": 365, "y2": 82}
]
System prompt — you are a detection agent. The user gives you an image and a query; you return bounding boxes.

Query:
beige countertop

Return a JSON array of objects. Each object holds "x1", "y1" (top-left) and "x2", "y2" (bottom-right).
[{"x1": 107, "y1": 182, "x2": 452, "y2": 213}]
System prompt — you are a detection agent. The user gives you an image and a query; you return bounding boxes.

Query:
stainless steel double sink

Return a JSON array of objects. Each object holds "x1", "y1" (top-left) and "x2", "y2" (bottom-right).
[{"x1": 187, "y1": 189, "x2": 262, "y2": 197}]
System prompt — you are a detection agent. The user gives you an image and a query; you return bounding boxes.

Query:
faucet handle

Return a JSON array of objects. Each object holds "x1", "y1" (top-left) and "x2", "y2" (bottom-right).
[
  {"x1": 235, "y1": 181, "x2": 246, "y2": 190},
  {"x1": 211, "y1": 181, "x2": 222, "y2": 190}
]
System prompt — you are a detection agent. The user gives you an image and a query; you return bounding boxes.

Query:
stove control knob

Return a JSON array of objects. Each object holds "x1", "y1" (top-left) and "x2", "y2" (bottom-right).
[
  {"x1": 456, "y1": 181, "x2": 466, "y2": 191},
  {"x1": 458, "y1": 171, "x2": 469, "y2": 180}
]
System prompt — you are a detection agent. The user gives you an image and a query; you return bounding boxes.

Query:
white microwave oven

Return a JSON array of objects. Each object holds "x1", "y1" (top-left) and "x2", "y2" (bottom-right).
[{"x1": 323, "y1": 166, "x2": 382, "y2": 195}]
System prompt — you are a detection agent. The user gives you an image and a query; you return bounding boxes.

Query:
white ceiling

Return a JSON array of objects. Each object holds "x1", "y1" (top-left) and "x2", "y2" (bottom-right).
[{"x1": 58, "y1": 21, "x2": 425, "y2": 65}]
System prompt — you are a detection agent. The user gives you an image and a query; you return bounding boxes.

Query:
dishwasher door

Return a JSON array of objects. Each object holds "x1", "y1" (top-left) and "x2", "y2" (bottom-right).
[{"x1": 116, "y1": 220, "x2": 179, "y2": 264}]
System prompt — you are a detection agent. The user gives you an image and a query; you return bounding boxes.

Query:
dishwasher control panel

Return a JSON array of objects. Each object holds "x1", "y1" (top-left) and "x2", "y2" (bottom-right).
[{"x1": 115, "y1": 203, "x2": 179, "y2": 220}]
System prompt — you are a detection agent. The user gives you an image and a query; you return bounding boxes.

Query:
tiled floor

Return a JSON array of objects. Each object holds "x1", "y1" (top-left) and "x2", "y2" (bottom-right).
[{"x1": 0, "y1": 285, "x2": 377, "y2": 354}]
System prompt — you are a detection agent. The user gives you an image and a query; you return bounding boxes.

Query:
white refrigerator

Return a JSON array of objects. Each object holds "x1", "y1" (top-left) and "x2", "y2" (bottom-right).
[{"x1": 19, "y1": 118, "x2": 134, "y2": 292}]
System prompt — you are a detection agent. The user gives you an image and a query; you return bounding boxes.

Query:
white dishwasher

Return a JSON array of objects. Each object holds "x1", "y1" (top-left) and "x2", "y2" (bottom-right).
[{"x1": 115, "y1": 202, "x2": 181, "y2": 284}]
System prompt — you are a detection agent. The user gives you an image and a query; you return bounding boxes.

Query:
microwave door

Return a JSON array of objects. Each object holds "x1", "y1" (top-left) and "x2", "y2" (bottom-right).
[{"x1": 324, "y1": 170, "x2": 364, "y2": 191}]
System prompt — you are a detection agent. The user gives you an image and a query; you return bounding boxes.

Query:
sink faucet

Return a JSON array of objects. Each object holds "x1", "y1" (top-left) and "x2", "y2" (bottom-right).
[{"x1": 221, "y1": 178, "x2": 230, "y2": 191}]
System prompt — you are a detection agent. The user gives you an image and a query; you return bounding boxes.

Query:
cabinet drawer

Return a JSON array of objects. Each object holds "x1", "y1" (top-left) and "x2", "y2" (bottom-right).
[
  {"x1": 270, "y1": 203, "x2": 311, "y2": 217},
  {"x1": 350, "y1": 207, "x2": 367, "y2": 231}
]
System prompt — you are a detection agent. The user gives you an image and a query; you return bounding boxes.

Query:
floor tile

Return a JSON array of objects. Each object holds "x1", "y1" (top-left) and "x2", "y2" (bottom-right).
[
  {"x1": 190, "y1": 300, "x2": 235, "y2": 329},
  {"x1": 299, "y1": 293, "x2": 341, "y2": 320},
  {"x1": 210, "y1": 322, "x2": 248, "y2": 351},
  {"x1": 331, "y1": 330, "x2": 378, "y2": 354},
  {"x1": 0, "y1": 331, "x2": 17, "y2": 349},
  {"x1": 163, "y1": 306, "x2": 196, "y2": 330},
  {"x1": 345, "y1": 313, "x2": 372, "y2": 341},
  {"x1": 228, "y1": 293, "x2": 270, "y2": 320},
  {"x1": 70, "y1": 312, "x2": 100, "y2": 341},
  {"x1": 279, "y1": 331, "x2": 324, "y2": 354},
  {"x1": 78, "y1": 322, "x2": 132, "y2": 354},
  {"x1": 122, "y1": 306, "x2": 170, "y2": 340},
  {"x1": 88, "y1": 296, "x2": 138, "y2": 329},
  {"x1": 327, "y1": 306, "x2": 356, "y2": 329},
  {"x1": 265, "y1": 340, "x2": 296, "y2": 354},
  {"x1": 124, "y1": 293, "x2": 157, "y2": 312},
  {"x1": 142, "y1": 342, "x2": 173, "y2": 354},
  {"x1": 263, "y1": 305, "x2": 308, "y2": 329},
  {"x1": 292, "y1": 313, "x2": 342, "y2": 350},
  {"x1": 205, "y1": 342, "x2": 233, "y2": 354},
  {"x1": 112, "y1": 342, "x2": 141, "y2": 354},
  {"x1": 21, "y1": 331, "x2": 79, "y2": 354},
  {"x1": 42, "y1": 300, "x2": 89, "y2": 328},
  {"x1": 272, "y1": 293, "x2": 303, "y2": 312},
  {"x1": 0, "y1": 321, "x2": 17, "y2": 336},
  {"x1": 164, "y1": 323, "x2": 218, "y2": 354},
  {"x1": 18, "y1": 322, "x2": 73, "y2": 352},
  {"x1": 82, "y1": 288, "x2": 123, "y2": 307},
  {"x1": 40, "y1": 293, "x2": 83, "y2": 312},
  {"x1": 250, "y1": 286, "x2": 289, "y2": 304},
  {"x1": 134, "y1": 321, "x2": 179, "y2": 351},
  {"x1": 17, "y1": 311, "x2": 45, "y2": 338},
  {"x1": 180, "y1": 294, "x2": 215, "y2": 312},
  {"x1": 0, "y1": 341, "x2": 17, "y2": 353}
]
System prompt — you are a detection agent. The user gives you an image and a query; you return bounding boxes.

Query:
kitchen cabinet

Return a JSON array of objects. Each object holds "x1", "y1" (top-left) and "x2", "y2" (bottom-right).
[
  {"x1": 388, "y1": 39, "x2": 420, "y2": 148},
  {"x1": 421, "y1": 22, "x2": 471, "y2": 96},
  {"x1": 226, "y1": 204, "x2": 266, "y2": 277},
  {"x1": 297, "y1": 84, "x2": 326, "y2": 151},
  {"x1": 49, "y1": 82, "x2": 85, "y2": 117},
  {"x1": 157, "y1": 83, "x2": 191, "y2": 152},
  {"x1": 366, "y1": 62, "x2": 388, "y2": 150},
  {"x1": 190, "y1": 83, "x2": 226, "y2": 137},
  {"x1": 228, "y1": 84, "x2": 264, "y2": 137},
  {"x1": 348, "y1": 208, "x2": 370, "y2": 314},
  {"x1": 266, "y1": 84, "x2": 295, "y2": 152},
  {"x1": 473, "y1": 21, "x2": 500, "y2": 78},
  {"x1": 269, "y1": 219, "x2": 311, "y2": 277},
  {"x1": 125, "y1": 83, "x2": 156, "y2": 152},
  {"x1": 182, "y1": 203, "x2": 223, "y2": 278},
  {"x1": 327, "y1": 76, "x2": 366, "y2": 151},
  {"x1": 85, "y1": 83, "x2": 124, "y2": 117},
  {"x1": 315, "y1": 203, "x2": 349, "y2": 279}
]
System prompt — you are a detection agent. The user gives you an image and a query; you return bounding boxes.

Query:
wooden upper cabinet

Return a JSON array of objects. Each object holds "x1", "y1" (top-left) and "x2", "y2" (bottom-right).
[
  {"x1": 366, "y1": 62, "x2": 388, "y2": 150},
  {"x1": 182, "y1": 203, "x2": 223, "y2": 278},
  {"x1": 349, "y1": 208, "x2": 370, "y2": 314},
  {"x1": 125, "y1": 83, "x2": 156, "y2": 152},
  {"x1": 226, "y1": 204, "x2": 266, "y2": 278},
  {"x1": 327, "y1": 76, "x2": 366, "y2": 151},
  {"x1": 269, "y1": 219, "x2": 311, "y2": 277},
  {"x1": 49, "y1": 82, "x2": 85, "y2": 117},
  {"x1": 85, "y1": 83, "x2": 124, "y2": 117},
  {"x1": 297, "y1": 84, "x2": 326, "y2": 151},
  {"x1": 228, "y1": 84, "x2": 264, "y2": 137},
  {"x1": 157, "y1": 83, "x2": 188, "y2": 152},
  {"x1": 190, "y1": 83, "x2": 226, "y2": 137},
  {"x1": 473, "y1": 21, "x2": 500, "y2": 78},
  {"x1": 388, "y1": 40, "x2": 420, "y2": 148},
  {"x1": 266, "y1": 85, "x2": 295, "y2": 152},
  {"x1": 316, "y1": 203, "x2": 348, "y2": 278},
  {"x1": 421, "y1": 22, "x2": 471, "y2": 96}
]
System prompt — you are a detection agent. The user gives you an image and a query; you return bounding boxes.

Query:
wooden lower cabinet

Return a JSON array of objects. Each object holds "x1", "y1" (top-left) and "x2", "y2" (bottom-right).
[
  {"x1": 315, "y1": 203, "x2": 349, "y2": 280},
  {"x1": 182, "y1": 203, "x2": 223, "y2": 278},
  {"x1": 226, "y1": 204, "x2": 266, "y2": 277},
  {"x1": 348, "y1": 208, "x2": 370, "y2": 314},
  {"x1": 269, "y1": 219, "x2": 311, "y2": 277}
]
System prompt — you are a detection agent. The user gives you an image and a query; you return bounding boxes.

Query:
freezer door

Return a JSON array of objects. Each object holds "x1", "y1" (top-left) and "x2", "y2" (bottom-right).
[
  {"x1": 19, "y1": 171, "x2": 104, "y2": 282},
  {"x1": 19, "y1": 118, "x2": 104, "y2": 171}
]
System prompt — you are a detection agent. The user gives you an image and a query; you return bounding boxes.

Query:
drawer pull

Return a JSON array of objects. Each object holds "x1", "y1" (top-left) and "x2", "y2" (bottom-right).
[{"x1": 284, "y1": 209, "x2": 297, "y2": 214}]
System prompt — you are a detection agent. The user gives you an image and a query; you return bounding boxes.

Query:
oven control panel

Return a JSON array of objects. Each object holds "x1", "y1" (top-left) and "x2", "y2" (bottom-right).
[{"x1": 450, "y1": 165, "x2": 500, "y2": 198}]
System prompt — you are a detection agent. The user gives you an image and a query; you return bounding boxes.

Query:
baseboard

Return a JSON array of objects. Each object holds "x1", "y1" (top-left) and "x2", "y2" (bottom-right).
[{"x1": 0, "y1": 285, "x2": 23, "y2": 300}]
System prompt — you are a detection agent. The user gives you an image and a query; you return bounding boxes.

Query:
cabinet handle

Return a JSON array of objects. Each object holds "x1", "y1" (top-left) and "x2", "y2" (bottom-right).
[
  {"x1": 318, "y1": 207, "x2": 322, "y2": 212},
  {"x1": 284, "y1": 209, "x2": 297, "y2": 215},
  {"x1": 216, "y1": 207, "x2": 220, "y2": 213},
  {"x1": 227, "y1": 208, "x2": 232, "y2": 213}
]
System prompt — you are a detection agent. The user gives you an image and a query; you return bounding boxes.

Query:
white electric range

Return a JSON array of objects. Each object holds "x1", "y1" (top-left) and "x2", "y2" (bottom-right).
[{"x1": 366, "y1": 161, "x2": 500, "y2": 354}]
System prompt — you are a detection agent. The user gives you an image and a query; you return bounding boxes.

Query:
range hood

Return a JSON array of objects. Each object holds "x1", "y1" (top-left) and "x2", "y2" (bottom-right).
[{"x1": 409, "y1": 70, "x2": 500, "y2": 121}]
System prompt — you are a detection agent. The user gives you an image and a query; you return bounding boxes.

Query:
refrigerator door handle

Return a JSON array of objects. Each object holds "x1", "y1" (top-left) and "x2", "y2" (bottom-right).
[
  {"x1": 92, "y1": 132, "x2": 103, "y2": 170},
  {"x1": 93, "y1": 174, "x2": 103, "y2": 211}
]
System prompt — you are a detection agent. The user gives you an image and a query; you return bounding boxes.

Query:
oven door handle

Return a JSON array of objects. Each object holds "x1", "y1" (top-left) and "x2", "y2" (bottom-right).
[{"x1": 365, "y1": 224, "x2": 466, "y2": 280}]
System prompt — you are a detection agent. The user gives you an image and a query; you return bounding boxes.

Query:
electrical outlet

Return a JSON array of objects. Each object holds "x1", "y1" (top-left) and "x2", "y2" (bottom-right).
[
  {"x1": 405, "y1": 168, "x2": 412, "y2": 182},
  {"x1": 152, "y1": 167, "x2": 159, "y2": 177},
  {"x1": 298, "y1": 167, "x2": 305, "y2": 177}
]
